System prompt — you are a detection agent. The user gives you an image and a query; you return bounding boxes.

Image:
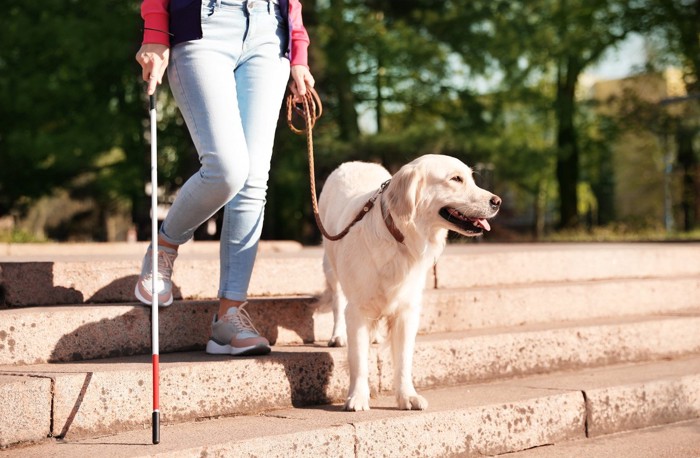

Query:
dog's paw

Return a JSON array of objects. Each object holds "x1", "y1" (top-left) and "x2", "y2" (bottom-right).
[
  {"x1": 344, "y1": 394, "x2": 371, "y2": 411},
  {"x1": 397, "y1": 393, "x2": 428, "y2": 410},
  {"x1": 328, "y1": 335, "x2": 347, "y2": 347}
]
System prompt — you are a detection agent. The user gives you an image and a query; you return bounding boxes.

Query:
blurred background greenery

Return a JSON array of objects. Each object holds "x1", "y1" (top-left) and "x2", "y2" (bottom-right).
[{"x1": 0, "y1": 0, "x2": 698, "y2": 244}]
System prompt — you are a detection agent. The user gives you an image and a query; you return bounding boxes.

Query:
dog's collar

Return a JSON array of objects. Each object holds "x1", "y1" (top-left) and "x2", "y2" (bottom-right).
[{"x1": 379, "y1": 181, "x2": 405, "y2": 244}]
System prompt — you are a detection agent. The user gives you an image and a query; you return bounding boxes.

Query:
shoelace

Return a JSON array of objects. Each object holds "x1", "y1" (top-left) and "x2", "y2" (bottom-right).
[
  {"x1": 222, "y1": 302, "x2": 261, "y2": 335},
  {"x1": 155, "y1": 249, "x2": 175, "y2": 281}
]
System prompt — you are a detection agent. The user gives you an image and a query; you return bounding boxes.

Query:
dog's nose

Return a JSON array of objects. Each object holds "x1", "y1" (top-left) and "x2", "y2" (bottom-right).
[{"x1": 490, "y1": 195, "x2": 502, "y2": 210}]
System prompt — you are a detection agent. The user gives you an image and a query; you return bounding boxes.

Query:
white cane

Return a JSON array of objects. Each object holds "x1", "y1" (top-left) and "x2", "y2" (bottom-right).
[{"x1": 149, "y1": 93, "x2": 161, "y2": 444}]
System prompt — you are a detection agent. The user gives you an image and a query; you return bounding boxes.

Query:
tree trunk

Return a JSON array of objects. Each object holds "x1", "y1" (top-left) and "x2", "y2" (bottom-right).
[
  {"x1": 534, "y1": 178, "x2": 548, "y2": 239},
  {"x1": 677, "y1": 125, "x2": 697, "y2": 231},
  {"x1": 375, "y1": 53, "x2": 384, "y2": 133},
  {"x1": 592, "y1": 146, "x2": 616, "y2": 226},
  {"x1": 555, "y1": 56, "x2": 580, "y2": 229},
  {"x1": 327, "y1": 0, "x2": 360, "y2": 141}
]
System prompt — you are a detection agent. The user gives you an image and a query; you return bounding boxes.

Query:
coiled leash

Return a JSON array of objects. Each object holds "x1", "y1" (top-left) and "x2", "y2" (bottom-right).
[{"x1": 286, "y1": 86, "x2": 387, "y2": 241}]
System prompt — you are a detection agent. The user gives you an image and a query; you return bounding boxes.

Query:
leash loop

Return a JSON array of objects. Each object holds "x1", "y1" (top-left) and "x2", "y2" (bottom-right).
[
  {"x1": 286, "y1": 85, "x2": 383, "y2": 241},
  {"x1": 286, "y1": 86, "x2": 322, "y2": 134}
]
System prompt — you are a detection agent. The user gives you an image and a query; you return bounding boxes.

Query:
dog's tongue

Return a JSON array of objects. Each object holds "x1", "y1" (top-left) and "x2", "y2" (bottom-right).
[{"x1": 472, "y1": 218, "x2": 491, "y2": 231}]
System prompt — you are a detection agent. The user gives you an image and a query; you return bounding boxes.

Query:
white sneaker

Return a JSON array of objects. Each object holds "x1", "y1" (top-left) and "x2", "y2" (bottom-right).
[
  {"x1": 206, "y1": 303, "x2": 271, "y2": 356},
  {"x1": 134, "y1": 245, "x2": 178, "y2": 306}
]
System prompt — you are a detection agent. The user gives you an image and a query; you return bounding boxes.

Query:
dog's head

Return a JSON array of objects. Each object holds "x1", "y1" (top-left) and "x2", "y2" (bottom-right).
[{"x1": 386, "y1": 154, "x2": 501, "y2": 237}]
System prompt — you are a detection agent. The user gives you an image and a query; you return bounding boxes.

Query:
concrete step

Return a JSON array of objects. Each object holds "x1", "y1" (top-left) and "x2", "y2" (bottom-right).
[
  {"x1": 507, "y1": 419, "x2": 700, "y2": 458},
  {"x1": 2, "y1": 242, "x2": 699, "y2": 307},
  {"x1": 2, "y1": 241, "x2": 698, "y2": 454},
  {"x1": 0, "y1": 246, "x2": 326, "y2": 307},
  {"x1": 2, "y1": 277, "x2": 699, "y2": 366},
  {"x1": 423, "y1": 276, "x2": 700, "y2": 332},
  {"x1": 0, "y1": 240, "x2": 303, "y2": 259},
  {"x1": 1, "y1": 313, "x2": 699, "y2": 443},
  {"x1": 3, "y1": 355, "x2": 699, "y2": 456},
  {"x1": 435, "y1": 242, "x2": 700, "y2": 289}
]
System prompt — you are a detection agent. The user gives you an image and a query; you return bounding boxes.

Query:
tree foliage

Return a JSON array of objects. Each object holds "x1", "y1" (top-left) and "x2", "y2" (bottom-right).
[
  {"x1": 0, "y1": 0, "x2": 697, "y2": 242},
  {"x1": 1, "y1": 1, "x2": 144, "y2": 235}
]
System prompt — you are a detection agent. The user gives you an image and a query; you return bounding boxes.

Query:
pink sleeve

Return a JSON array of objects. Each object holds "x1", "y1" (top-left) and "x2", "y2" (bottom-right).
[
  {"x1": 141, "y1": 0, "x2": 171, "y2": 46},
  {"x1": 289, "y1": 0, "x2": 310, "y2": 68}
]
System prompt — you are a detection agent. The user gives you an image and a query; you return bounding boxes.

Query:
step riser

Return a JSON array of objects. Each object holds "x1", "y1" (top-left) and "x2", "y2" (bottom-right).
[
  {"x1": 151, "y1": 391, "x2": 699, "y2": 458},
  {"x1": 420, "y1": 277, "x2": 700, "y2": 334},
  {"x1": 437, "y1": 245, "x2": 700, "y2": 289},
  {"x1": 0, "y1": 376, "x2": 52, "y2": 448},
  {"x1": 0, "y1": 258, "x2": 328, "y2": 307},
  {"x1": 399, "y1": 316, "x2": 700, "y2": 391},
  {"x1": 0, "y1": 299, "x2": 317, "y2": 366},
  {"x1": 349, "y1": 392, "x2": 585, "y2": 458},
  {"x1": 585, "y1": 374, "x2": 700, "y2": 437},
  {"x1": 3, "y1": 245, "x2": 699, "y2": 307},
  {"x1": 5, "y1": 369, "x2": 700, "y2": 456},
  {"x1": 2, "y1": 388, "x2": 589, "y2": 457},
  {"x1": 2, "y1": 316, "x2": 699, "y2": 440},
  {"x1": 2, "y1": 278, "x2": 698, "y2": 366},
  {"x1": 9, "y1": 348, "x2": 371, "y2": 441}
]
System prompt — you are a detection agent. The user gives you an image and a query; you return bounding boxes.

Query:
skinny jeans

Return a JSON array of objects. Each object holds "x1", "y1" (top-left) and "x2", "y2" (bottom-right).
[{"x1": 161, "y1": 0, "x2": 290, "y2": 301}]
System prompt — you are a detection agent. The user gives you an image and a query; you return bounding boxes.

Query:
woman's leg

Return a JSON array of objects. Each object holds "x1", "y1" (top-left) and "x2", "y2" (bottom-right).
[
  {"x1": 161, "y1": 7, "x2": 250, "y2": 247},
  {"x1": 202, "y1": 0, "x2": 290, "y2": 356},
  {"x1": 218, "y1": 0, "x2": 290, "y2": 309},
  {"x1": 136, "y1": 1, "x2": 251, "y2": 306}
]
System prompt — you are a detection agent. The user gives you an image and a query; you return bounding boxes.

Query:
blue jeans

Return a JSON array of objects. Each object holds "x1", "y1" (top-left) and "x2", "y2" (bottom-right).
[{"x1": 162, "y1": 0, "x2": 290, "y2": 301}]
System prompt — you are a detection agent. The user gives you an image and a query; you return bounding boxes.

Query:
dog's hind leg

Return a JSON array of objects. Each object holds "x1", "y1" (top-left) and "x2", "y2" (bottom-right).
[
  {"x1": 391, "y1": 307, "x2": 428, "y2": 410},
  {"x1": 344, "y1": 306, "x2": 372, "y2": 411},
  {"x1": 324, "y1": 254, "x2": 348, "y2": 347}
]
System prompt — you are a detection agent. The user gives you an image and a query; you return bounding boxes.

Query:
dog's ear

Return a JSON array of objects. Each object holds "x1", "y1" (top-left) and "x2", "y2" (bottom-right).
[{"x1": 386, "y1": 164, "x2": 424, "y2": 224}]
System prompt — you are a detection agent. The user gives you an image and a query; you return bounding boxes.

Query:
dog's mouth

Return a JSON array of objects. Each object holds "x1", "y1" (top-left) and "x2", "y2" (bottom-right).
[{"x1": 439, "y1": 207, "x2": 491, "y2": 235}]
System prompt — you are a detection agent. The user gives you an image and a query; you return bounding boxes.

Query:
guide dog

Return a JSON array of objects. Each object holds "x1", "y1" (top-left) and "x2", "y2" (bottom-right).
[{"x1": 318, "y1": 154, "x2": 501, "y2": 411}]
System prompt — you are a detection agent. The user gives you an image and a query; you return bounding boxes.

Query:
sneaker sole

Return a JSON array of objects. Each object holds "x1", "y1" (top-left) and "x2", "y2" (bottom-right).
[
  {"x1": 134, "y1": 284, "x2": 173, "y2": 307},
  {"x1": 206, "y1": 340, "x2": 271, "y2": 356}
]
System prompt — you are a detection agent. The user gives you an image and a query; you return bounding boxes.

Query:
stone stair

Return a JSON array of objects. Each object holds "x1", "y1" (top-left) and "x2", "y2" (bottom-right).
[{"x1": 1, "y1": 241, "x2": 699, "y2": 456}]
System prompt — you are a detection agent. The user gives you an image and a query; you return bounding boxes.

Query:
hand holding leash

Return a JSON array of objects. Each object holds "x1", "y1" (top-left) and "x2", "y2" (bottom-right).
[
  {"x1": 286, "y1": 83, "x2": 322, "y2": 134},
  {"x1": 287, "y1": 85, "x2": 390, "y2": 242}
]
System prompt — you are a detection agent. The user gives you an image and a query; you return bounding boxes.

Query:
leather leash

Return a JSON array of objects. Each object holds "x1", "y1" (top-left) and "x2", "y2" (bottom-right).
[{"x1": 286, "y1": 86, "x2": 392, "y2": 242}]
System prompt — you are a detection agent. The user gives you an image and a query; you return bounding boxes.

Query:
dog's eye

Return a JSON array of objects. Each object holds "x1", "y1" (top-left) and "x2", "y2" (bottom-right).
[{"x1": 450, "y1": 176, "x2": 464, "y2": 183}]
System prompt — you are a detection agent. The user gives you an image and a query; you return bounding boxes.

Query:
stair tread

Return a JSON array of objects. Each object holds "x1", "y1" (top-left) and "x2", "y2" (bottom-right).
[
  {"x1": 509, "y1": 419, "x2": 700, "y2": 458},
  {"x1": 2, "y1": 283, "x2": 698, "y2": 366},
  {"x1": 1, "y1": 312, "x2": 698, "y2": 445},
  {"x1": 2, "y1": 310, "x2": 699, "y2": 372},
  {"x1": 4, "y1": 355, "x2": 699, "y2": 457},
  {"x1": 2, "y1": 242, "x2": 699, "y2": 452},
  {"x1": 3, "y1": 242, "x2": 699, "y2": 307}
]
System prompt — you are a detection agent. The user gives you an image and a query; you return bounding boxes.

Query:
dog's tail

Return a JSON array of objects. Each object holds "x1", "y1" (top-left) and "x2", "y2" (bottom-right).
[
  {"x1": 372, "y1": 318, "x2": 390, "y2": 350},
  {"x1": 313, "y1": 285, "x2": 334, "y2": 312}
]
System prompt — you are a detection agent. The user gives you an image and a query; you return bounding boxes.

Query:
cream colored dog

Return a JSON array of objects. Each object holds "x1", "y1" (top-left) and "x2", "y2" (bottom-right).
[{"x1": 318, "y1": 154, "x2": 501, "y2": 411}]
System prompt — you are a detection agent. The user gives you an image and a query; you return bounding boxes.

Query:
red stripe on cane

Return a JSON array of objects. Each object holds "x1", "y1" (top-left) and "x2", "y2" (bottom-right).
[{"x1": 152, "y1": 354, "x2": 160, "y2": 410}]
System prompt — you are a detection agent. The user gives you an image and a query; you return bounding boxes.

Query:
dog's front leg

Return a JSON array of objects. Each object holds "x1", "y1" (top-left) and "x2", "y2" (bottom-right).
[
  {"x1": 344, "y1": 306, "x2": 371, "y2": 411},
  {"x1": 392, "y1": 308, "x2": 428, "y2": 410}
]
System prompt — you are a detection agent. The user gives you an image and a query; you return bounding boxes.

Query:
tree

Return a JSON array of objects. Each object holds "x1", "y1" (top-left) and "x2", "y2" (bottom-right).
[
  {"x1": 314, "y1": 0, "x2": 361, "y2": 141},
  {"x1": 0, "y1": 1, "x2": 201, "y2": 240},
  {"x1": 0, "y1": 1, "x2": 145, "y2": 237},
  {"x1": 370, "y1": 0, "x2": 643, "y2": 231},
  {"x1": 483, "y1": 0, "x2": 648, "y2": 228},
  {"x1": 644, "y1": 0, "x2": 700, "y2": 230},
  {"x1": 3, "y1": 0, "x2": 696, "y2": 242}
]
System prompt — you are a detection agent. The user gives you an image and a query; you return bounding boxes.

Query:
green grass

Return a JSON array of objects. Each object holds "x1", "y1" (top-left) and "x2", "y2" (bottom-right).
[
  {"x1": 0, "y1": 229, "x2": 47, "y2": 243},
  {"x1": 543, "y1": 226, "x2": 700, "y2": 243}
]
